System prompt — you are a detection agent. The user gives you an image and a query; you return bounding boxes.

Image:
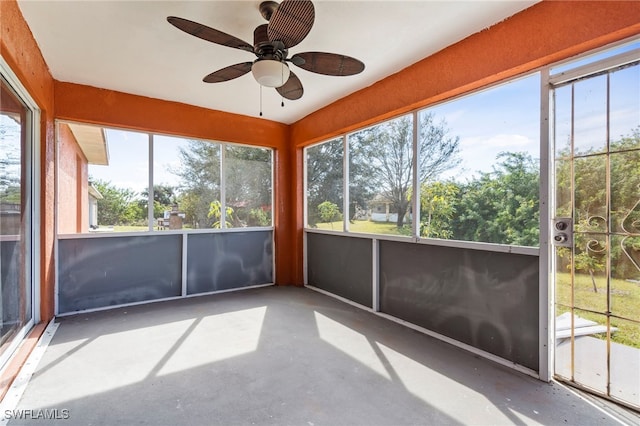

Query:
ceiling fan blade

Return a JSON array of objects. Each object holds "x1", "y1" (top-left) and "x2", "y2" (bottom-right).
[
  {"x1": 267, "y1": 0, "x2": 315, "y2": 49},
  {"x1": 291, "y1": 52, "x2": 365, "y2": 76},
  {"x1": 167, "y1": 16, "x2": 254, "y2": 53},
  {"x1": 276, "y1": 71, "x2": 303, "y2": 100},
  {"x1": 203, "y1": 62, "x2": 253, "y2": 83}
]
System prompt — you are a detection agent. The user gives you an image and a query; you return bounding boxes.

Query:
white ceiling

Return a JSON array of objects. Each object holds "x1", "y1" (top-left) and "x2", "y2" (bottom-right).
[{"x1": 17, "y1": 0, "x2": 539, "y2": 125}]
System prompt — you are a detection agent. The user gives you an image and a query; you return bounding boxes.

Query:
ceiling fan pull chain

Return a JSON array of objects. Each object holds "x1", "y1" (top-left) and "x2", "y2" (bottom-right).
[
  {"x1": 259, "y1": 85, "x2": 263, "y2": 117},
  {"x1": 280, "y1": 59, "x2": 285, "y2": 108}
]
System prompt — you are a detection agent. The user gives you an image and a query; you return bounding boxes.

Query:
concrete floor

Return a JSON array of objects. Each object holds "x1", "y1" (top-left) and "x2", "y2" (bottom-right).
[
  {"x1": 4, "y1": 286, "x2": 640, "y2": 425},
  {"x1": 556, "y1": 336, "x2": 640, "y2": 407}
]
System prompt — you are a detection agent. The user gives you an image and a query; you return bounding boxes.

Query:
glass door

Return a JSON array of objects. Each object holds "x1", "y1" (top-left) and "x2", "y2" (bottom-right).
[
  {"x1": 0, "y1": 76, "x2": 34, "y2": 367},
  {"x1": 551, "y1": 48, "x2": 640, "y2": 409}
]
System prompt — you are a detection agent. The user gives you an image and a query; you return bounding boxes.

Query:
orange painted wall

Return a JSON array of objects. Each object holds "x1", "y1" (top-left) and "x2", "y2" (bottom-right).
[
  {"x1": 288, "y1": 0, "x2": 640, "y2": 285},
  {"x1": 57, "y1": 123, "x2": 88, "y2": 234},
  {"x1": 54, "y1": 83, "x2": 289, "y2": 149},
  {"x1": 1, "y1": 0, "x2": 56, "y2": 321}
]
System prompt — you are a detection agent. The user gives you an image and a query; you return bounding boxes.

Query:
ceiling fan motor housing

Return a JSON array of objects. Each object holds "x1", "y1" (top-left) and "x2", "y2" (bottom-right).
[
  {"x1": 252, "y1": 23, "x2": 290, "y2": 87},
  {"x1": 254, "y1": 24, "x2": 287, "y2": 61}
]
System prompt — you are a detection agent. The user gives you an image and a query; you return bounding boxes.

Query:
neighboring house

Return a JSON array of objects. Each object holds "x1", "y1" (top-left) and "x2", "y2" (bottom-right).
[
  {"x1": 87, "y1": 183, "x2": 103, "y2": 229},
  {"x1": 368, "y1": 194, "x2": 412, "y2": 223},
  {"x1": 57, "y1": 123, "x2": 108, "y2": 233}
]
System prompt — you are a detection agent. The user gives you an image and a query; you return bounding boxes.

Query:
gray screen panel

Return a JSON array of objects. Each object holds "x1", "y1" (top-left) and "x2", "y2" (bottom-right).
[
  {"x1": 306, "y1": 233, "x2": 372, "y2": 308},
  {"x1": 186, "y1": 231, "x2": 273, "y2": 294},
  {"x1": 379, "y1": 241, "x2": 539, "y2": 370},
  {"x1": 1, "y1": 240, "x2": 20, "y2": 328},
  {"x1": 58, "y1": 235, "x2": 182, "y2": 313}
]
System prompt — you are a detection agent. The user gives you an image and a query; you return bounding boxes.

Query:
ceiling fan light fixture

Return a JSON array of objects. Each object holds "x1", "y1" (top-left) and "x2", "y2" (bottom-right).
[{"x1": 252, "y1": 59, "x2": 290, "y2": 88}]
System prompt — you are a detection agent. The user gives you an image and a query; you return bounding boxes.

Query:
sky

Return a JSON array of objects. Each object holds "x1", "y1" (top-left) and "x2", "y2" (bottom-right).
[
  {"x1": 429, "y1": 73, "x2": 540, "y2": 182},
  {"x1": 88, "y1": 131, "x2": 190, "y2": 193},
  {"x1": 87, "y1": 40, "x2": 639, "y2": 193}
]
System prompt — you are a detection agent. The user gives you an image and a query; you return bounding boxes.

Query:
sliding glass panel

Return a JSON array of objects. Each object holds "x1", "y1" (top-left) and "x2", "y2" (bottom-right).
[
  {"x1": 572, "y1": 309, "x2": 608, "y2": 394},
  {"x1": 609, "y1": 64, "x2": 640, "y2": 151},
  {"x1": 573, "y1": 75, "x2": 607, "y2": 156},
  {"x1": 555, "y1": 158, "x2": 572, "y2": 218},
  {"x1": 348, "y1": 115, "x2": 413, "y2": 236},
  {"x1": 153, "y1": 136, "x2": 220, "y2": 230},
  {"x1": 418, "y1": 74, "x2": 540, "y2": 246},
  {"x1": 416, "y1": 112, "x2": 461, "y2": 240},
  {"x1": 571, "y1": 233, "x2": 608, "y2": 314},
  {"x1": 303, "y1": 75, "x2": 540, "y2": 245},
  {"x1": 306, "y1": 138, "x2": 343, "y2": 230},
  {"x1": 554, "y1": 84, "x2": 572, "y2": 159},
  {"x1": 554, "y1": 290, "x2": 572, "y2": 382},
  {"x1": 0, "y1": 77, "x2": 32, "y2": 360},
  {"x1": 611, "y1": 234, "x2": 640, "y2": 323},
  {"x1": 225, "y1": 145, "x2": 272, "y2": 228},
  {"x1": 85, "y1": 129, "x2": 149, "y2": 233},
  {"x1": 610, "y1": 316, "x2": 640, "y2": 407},
  {"x1": 151, "y1": 135, "x2": 181, "y2": 229}
]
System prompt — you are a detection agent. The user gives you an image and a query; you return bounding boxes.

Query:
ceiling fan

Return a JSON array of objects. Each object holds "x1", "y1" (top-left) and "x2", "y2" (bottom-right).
[{"x1": 167, "y1": 0, "x2": 365, "y2": 102}]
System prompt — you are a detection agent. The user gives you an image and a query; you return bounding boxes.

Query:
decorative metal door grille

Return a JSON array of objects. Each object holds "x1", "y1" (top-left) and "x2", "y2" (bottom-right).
[{"x1": 551, "y1": 49, "x2": 640, "y2": 410}]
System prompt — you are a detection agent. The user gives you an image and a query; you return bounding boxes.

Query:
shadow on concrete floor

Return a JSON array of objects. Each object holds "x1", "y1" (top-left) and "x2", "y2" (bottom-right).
[{"x1": 7, "y1": 286, "x2": 640, "y2": 425}]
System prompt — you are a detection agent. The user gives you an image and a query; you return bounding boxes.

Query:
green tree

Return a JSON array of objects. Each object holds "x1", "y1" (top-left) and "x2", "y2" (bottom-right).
[
  {"x1": 610, "y1": 128, "x2": 640, "y2": 279},
  {"x1": 356, "y1": 113, "x2": 460, "y2": 228},
  {"x1": 418, "y1": 180, "x2": 460, "y2": 239},
  {"x1": 555, "y1": 126, "x2": 640, "y2": 279},
  {"x1": 306, "y1": 139, "x2": 345, "y2": 226},
  {"x1": 91, "y1": 179, "x2": 142, "y2": 226},
  {"x1": 574, "y1": 220, "x2": 607, "y2": 293},
  {"x1": 224, "y1": 145, "x2": 272, "y2": 227},
  {"x1": 317, "y1": 201, "x2": 341, "y2": 229},
  {"x1": 208, "y1": 200, "x2": 234, "y2": 228},
  {"x1": 139, "y1": 184, "x2": 177, "y2": 219},
  {"x1": 247, "y1": 208, "x2": 271, "y2": 227},
  {"x1": 175, "y1": 192, "x2": 196, "y2": 228},
  {"x1": 452, "y1": 152, "x2": 540, "y2": 246},
  {"x1": 173, "y1": 140, "x2": 220, "y2": 228},
  {"x1": 173, "y1": 142, "x2": 272, "y2": 228}
]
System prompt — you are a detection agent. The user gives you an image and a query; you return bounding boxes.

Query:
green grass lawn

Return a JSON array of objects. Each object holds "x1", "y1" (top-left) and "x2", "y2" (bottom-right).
[
  {"x1": 313, "y1": 220, "x2": 412, "y2": 236},
  {"x1": 102, "y1": 224, "x2": 198, "y2": 232},
  {"x1": 111, "y1": 225, "x2": 148, "y2": 232},
  {"x1": 556, "y1": 271, "x2": 640, "y2": 348}
]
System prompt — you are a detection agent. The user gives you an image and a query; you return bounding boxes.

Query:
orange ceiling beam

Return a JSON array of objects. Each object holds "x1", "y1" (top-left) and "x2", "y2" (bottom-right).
[{"x1": 54, "y1": 82, "x2": 289, "y2": 150}]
